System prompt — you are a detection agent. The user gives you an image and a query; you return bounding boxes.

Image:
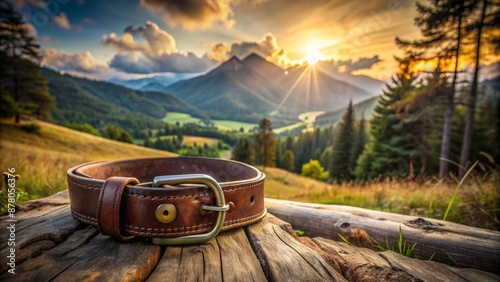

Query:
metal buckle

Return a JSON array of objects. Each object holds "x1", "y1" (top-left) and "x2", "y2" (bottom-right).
[{"x1": 151, "y1": 174, "x2": 230, "y2": 245}]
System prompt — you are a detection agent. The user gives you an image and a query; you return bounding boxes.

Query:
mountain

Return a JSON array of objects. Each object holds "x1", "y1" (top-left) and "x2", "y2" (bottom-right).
[
  {"x1": 314, "y1": 96, "x2": 379, "y2": 127},
  {"x1": 166, "y1": 55, "x2": 284, "y2": 122},
  {"x1": 111, "y1": 74, "x2": 198, "y2": 93},
  {"x1": 41, "y1": 68, "x2": 204, "y2": 132},
  {"x1": 165, "y1": 53, "x2": 376, "y2": 123},
  {"x1": 315, "y1": 62, "x2": 386, "y2": 96},
  {"x1": 275, "y1": 64, "x2": 373, "y2": 113}
]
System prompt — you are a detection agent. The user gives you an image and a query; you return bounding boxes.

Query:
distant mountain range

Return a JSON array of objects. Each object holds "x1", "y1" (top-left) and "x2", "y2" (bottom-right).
[
  {"x1": 163, "y1": 53, "x2": 379, "y2": 123},
  {"x1": 109, "y1": 73, "x2": 199, "y2": 93},
  {"x1": 41, "y1": 54, "x2": 390, "y2": 131},
  {"x1": 41, "y1": 68, "x2": 207, "y2": 132}
]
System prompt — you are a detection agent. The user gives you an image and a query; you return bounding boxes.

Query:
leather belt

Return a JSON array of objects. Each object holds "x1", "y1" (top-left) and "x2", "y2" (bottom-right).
[{"x1": 67, "y1": 157, "x2": 266, "y2": 245}]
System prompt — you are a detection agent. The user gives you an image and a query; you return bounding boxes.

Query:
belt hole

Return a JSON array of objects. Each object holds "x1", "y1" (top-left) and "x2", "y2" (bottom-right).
[{"x1": 249, "y1": 195, "x2": 255, "y2": 204}]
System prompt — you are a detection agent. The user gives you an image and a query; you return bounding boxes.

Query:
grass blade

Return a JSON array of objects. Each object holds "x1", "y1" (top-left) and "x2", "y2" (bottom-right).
[{"x1": 442, "y1": 161, "x2": 479, "y2": 221}]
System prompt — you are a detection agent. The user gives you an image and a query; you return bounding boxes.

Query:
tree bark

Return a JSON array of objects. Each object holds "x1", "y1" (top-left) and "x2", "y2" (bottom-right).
[
  {"x1": 439, "y1": 3, "x2": 464, "y2": 179},
  {"x1": 265, "y1": 198, "x2": 500, "y2": 275},
  {"x1": 459, "y1": 0, "x2": 487, "y2": 178}
]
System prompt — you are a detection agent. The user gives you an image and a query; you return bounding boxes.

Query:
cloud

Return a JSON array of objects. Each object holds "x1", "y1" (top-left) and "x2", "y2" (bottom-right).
[
  {"x1": 42, "y1": 48, "x2": 108, "y2": 74},
  {"x1": 205, "y1": 43, "x2": 232, "y2": 61},
  {"x1": 318, "y1": 56, "x2": 382, "y2": 74},
  {"x1": 140, "y1": 0, "x2": 236, "y2": 30},
  {"x1": 53, "y1": 12, "x2": 71, "y2": 30},
  {"x1": 102, "y1": 32, "x2": 150, "y2": 53},
  {"x1": 103, "y1": 21, "x2": 176, "y2": 55},
  {"x1": 208, "y1": 33, "x2": 291, "y2": 67},
  {"x1": 103, "y1": 21, "x2": 216, "y2": 74},
  {"x1": 109, "y1": 51, "x2": 215, "y2": 74},
  {"x1": 9, "y1": 0, "x2": 46, "y2": 9}
]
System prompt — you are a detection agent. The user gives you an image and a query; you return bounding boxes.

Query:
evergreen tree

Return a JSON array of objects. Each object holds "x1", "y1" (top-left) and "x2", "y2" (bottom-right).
[
  {"x1": 282, "y1": 150, "x2": 295, "y2": 172},
  {"x1": 119, "y1": 130, "x2": 134, "y2": 144},
  {"x1": 233, "y1": 137, "x2": 254, "y2": 164},
  {"x1": 143, "y1": 136, "x2": 151, "y2": 147},
  {"x1": 320, "y1": 146, "x2": 333, "y2": 173},
  {"x1": 0, "y1": 1, "x2": 54, "y2": 122},
  {"x1": 275, "y1": 139, "x2": 283, "y2": 168},
  {"x1": 397, "y1": 0, "x2": 477, "y2": 178},
  {"x1": 330, "y1": 100, "x2": 355, "y2": 182},
  {"x1": 355, "y1": 58, "x2": 418, "y2": 181},
  {"x1": 459, "y1": 0, "x2": 498, "y2": 177},
  {"x1": 393, "y1": 67, "x2": 452, "y2": 177},
  {"x1": 350, "y1": 115, "x2": 367, "y2": 177},
  {"x1": 254, "y1": 118, "x2": 276, "y2": 170},
  {"x1": 494, "y1": 101, "x2": 500, "y2": 163}
]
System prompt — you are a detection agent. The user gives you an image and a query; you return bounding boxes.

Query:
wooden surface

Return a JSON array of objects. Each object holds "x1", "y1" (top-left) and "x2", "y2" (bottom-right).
[
  {"x1": 266, "y1": 198, "x2": 500, "y2": 275},
  {"x1": 0, "y1": 190, "x2": 498, "y2": 281}
]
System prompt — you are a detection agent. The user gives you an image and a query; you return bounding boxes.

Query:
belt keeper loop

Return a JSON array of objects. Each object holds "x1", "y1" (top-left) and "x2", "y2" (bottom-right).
[{"x1": 97, "y1": 176, "x2": 139, "y2": 242}]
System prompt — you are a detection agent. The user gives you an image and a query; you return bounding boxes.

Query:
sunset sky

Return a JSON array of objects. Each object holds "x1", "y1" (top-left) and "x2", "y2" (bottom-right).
[{"x1": 13, "y1": 0, "x2": 424, "y2": 81}]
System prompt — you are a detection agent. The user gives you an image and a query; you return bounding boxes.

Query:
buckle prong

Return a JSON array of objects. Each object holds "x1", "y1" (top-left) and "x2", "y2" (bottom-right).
[{"x1": 151, "y1": 174, "x2": 228, "y2": 245}]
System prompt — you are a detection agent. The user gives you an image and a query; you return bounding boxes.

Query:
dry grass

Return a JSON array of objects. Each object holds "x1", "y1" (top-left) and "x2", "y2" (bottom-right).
[
  {"x1": 1, "y1": 119, "x2": 498, "y2": 230},
  {"x1": 261, "y1": 166, "x2": 500, "y2": 230},
  {"x1": 0, "y1": 119, "x2": 175, "y2": 202},
  {"x1": 180, "y1": 136, "x2": 220, "y2": 147}
]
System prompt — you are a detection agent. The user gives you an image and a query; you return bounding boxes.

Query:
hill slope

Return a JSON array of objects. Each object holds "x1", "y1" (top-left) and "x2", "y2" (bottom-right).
[
  {"x1": 0, "y1": 119, "x2": 175, "y2": 200},
  {"x1": 314, "y1": 96, "x2": 379, "y2": 127},
  {"x1": 41, "y1": 68, "x2": 205, "y2": 131}
]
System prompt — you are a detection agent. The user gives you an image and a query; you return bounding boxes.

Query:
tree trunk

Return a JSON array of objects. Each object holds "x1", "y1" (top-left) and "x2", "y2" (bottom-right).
[
  {"x1": 14, "y1": 73, "x2": 20, "y2": 124},
  {"x1": 439, "y1": 3, "x2": 464, "y2": 179},
  {"x1": 265, "y1": 198, "x2": 500, "y2": 275},
  {"x1": 459, "y1": 0, "x2": 487, "y2": 178}
]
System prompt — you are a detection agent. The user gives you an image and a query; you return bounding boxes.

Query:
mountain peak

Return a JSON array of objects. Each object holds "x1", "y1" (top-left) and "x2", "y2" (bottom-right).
[
  {"x1": 243, "y1": 52, "x2": 266, "y2": 62},
  {"x1": 242, "y1": 52, "x2": 284, "y2": 76},
  {"x1": 228, "y1": 55, "x2": 242, "y2": 62},
  {"x1": 215, "y1": 55, "x2": 244, "y2": 72}
]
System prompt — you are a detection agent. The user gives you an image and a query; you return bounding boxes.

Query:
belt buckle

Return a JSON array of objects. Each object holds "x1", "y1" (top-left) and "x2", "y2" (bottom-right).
[{"x1": 151, "y1": 174, "x2": 230, "y2": 245}]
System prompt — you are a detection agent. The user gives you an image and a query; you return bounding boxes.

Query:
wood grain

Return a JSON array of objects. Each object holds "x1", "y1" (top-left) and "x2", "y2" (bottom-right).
[
  {"x1": 2, "y1": 191, "x2": 499, "y2": 281},
  {"x1": 147, "y1": 228, "x2": 267, "y2": 282},
  {"x1": 265, "y1": 198, "x2": 500, "y2": 274},
  {"x1": 245, "y1": 215, "x2": 347, "y2": 282}
]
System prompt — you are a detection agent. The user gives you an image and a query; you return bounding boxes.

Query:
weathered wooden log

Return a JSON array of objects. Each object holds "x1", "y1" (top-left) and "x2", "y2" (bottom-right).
[
  {"x1": 1, "y1": 191, "x2": 498, "y2": 281},
  {"x1": 265, "y1": 198, "x2": 500, "y2": 275}
]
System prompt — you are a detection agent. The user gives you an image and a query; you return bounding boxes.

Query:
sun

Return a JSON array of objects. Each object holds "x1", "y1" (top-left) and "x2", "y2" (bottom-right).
[{"x1": 305, "y1": 45, "x2": 322, "y2": 65}]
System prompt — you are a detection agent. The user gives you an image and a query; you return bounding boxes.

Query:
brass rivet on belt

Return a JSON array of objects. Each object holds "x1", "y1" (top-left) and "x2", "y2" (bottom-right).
[{"x1": 155, "y1": 203, "x2": 177, "y2": 224}]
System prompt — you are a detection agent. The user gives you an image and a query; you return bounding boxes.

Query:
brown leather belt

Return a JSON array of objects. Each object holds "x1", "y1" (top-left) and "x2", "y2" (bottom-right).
[{"x1": 67, "y1": 157, "x2": 266, "y2": 245}]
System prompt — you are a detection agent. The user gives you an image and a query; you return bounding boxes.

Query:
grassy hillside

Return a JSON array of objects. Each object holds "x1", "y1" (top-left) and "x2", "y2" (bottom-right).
[
  {"x1": 261, "y1": 166, "x2": 499, "y2": 230},
  {"x1": 0, "y1": 119, "x2": 175, "y2": 201},
  {"x1": 41, "y1": 68, "x2": 203, "y2": 132},
  {"x1": 1, "y1": 119, "x2": 497, "y2": 229}
]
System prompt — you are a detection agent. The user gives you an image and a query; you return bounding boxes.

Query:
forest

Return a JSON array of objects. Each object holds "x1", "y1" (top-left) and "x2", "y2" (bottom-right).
[{"x1": 233, "y1": 0, "x2": 500, "y2": 183}]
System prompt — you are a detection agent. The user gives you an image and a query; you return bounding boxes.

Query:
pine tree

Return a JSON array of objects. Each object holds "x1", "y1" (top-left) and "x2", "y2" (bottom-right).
[
  {"x1": 275, "y1": 139, "x2": 283, "y2": 168},
  {"x1": 254, "y1": 118, "x2": 276, "y2": 170},
  {"x1": 459, "y1": 0, "x2": 498, "y2": 177},
  {"x1": 393, "y1": 67, "x2": 452, "y2": 177},
  {"x1": 396, "y1": 0, "x2": 477, "y2": 178},
  {"x1": 233, "y1": 137, "x2": 254, "y2": 164},
  {"x1": 350, "y1": 114, "x2": 367, "y2": 177},
  {"x1": 330, "y1": 100, "x2": 355, "y2": 182},
  {"x1": 0, "y1": 1, "x2": 54, "y2": 122},
  {"x1": 494, "y1": 101, "x2": 500, "y2": 163},
  {"x1": 282, "y1": 150, "x2": 295, "y2": 172},
  {"x1": 320, "y1": 146, "x2": 333, "y2": 173},
  {"x1": 355, "y1": 57, "x2": 418, "y2": 181}
]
